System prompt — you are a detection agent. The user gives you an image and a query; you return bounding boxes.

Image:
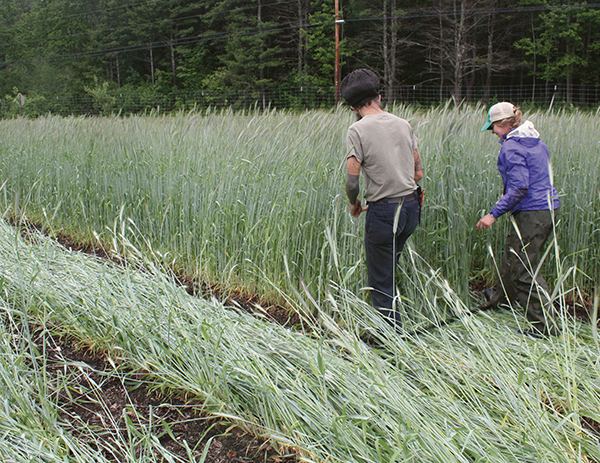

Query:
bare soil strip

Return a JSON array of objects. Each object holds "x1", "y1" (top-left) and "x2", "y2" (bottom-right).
[{"x1": 35, "y1": 328, "x2": 297, "y2": 463}]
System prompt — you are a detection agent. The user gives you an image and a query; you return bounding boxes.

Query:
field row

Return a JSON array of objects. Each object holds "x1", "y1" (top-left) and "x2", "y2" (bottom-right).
[
  {"x1": 1, "y1": 106, "x2": 598, "y2": 309},
  {"x1": 1, "y1": 220, "x2": 599, "y2": 462}
]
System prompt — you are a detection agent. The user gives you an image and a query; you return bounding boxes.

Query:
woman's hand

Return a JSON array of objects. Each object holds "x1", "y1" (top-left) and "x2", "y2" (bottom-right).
[{"x1": 476, "y1": 214, "x2": 496, "y2": 230}]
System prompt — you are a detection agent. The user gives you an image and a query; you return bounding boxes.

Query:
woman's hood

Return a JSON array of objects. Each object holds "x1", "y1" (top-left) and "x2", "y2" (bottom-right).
[{"x1": 507, "y1": 120, "x2": 540, "y2": 139}]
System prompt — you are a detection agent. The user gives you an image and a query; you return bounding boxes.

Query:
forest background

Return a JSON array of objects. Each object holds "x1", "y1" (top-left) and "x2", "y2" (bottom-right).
[{"x1": 1, "y1": 0, "x2": 600, "y2": 117}]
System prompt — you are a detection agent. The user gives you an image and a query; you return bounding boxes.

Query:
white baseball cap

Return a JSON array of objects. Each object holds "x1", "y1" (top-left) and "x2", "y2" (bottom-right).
[{"x1": 481, "y1": 102, "x2": 516, "y2": 131}]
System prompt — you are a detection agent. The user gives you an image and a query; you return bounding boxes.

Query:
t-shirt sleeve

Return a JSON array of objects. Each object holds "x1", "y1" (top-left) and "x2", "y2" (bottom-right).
[{"x1": 346, "y1": 127, "x2": 363, "y2": 163}]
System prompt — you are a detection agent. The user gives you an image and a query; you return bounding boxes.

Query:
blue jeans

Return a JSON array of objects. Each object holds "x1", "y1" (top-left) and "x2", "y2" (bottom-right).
[{"x1": 364, "y1": 196, "x2": 420, "y2": 326}]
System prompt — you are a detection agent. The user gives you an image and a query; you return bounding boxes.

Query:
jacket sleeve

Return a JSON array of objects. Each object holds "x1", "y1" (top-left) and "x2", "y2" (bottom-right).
[{"x1": 489, "y1": 145, "x2": 529, "y2": 218}]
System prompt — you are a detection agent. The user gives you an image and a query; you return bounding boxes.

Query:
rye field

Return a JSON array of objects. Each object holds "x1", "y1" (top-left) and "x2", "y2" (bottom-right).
[{"x1": 0, "y1": 104, "x2": 599, "y2": 462}]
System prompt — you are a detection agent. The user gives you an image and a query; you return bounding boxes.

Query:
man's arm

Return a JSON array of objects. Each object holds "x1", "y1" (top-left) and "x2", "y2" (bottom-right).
[
  {"x1": 346, "y1": 156, "x2": 367, "y2": 218},
  {"x1": 346, "y1": 156, "x2": 361, "y2": 204},
  {"x1": 346, "y1": 173, "x2": 360, "y2": 205},
  {"x1": 414, "y1": 150, "x2": 423, "y2": 182}
]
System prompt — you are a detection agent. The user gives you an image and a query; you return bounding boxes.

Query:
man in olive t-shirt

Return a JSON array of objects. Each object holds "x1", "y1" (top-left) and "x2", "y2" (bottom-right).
[{"x1": 341, "y1": 69, "x2": 423, "y2": 328}]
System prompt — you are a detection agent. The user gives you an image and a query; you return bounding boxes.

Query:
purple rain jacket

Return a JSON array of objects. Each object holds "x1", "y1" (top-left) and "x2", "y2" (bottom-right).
[{"x1": 489, "y1": 120, "x2": 559, "y2": 218}]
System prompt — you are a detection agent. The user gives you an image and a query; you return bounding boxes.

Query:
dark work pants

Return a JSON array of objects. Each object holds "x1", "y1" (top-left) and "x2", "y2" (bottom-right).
[
  {"x1": 364, "y1": 197, "x2": 420, "y2": 327},
  {"x1": 491, "y1": 210, "x2": 559, "y2": 336}
]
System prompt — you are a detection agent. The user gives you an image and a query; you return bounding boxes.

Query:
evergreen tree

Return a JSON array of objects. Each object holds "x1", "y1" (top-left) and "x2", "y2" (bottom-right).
[
  {"x1": 0, "y1": 0, "x2": 599, "y2": 110},
  {"x1": 201, "y1": 0, "x2": 286, "y2": 104}
]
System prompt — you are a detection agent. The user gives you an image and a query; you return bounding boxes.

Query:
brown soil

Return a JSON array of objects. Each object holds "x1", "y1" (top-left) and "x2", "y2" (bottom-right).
[{"x1": 36, "y1": 329, "x2": 297, "y2": 463}]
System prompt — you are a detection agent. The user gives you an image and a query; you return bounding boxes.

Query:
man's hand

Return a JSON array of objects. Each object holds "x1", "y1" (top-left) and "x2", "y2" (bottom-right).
[
  {"x1": 476, "y1": 214, "x2": 496, "y2": 230},
  {"x1": 350, "y1": 198, "x2": 368, "y2": 218}
]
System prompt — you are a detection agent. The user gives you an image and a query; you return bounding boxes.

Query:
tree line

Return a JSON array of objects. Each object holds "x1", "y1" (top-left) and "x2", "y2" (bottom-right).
[{"x1": 1, "y1": 0, "x2": 599, "y2": 113}]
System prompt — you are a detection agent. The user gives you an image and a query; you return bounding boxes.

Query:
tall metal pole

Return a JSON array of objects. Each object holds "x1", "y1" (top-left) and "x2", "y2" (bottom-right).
[{"x1": 334, "y1": 0, "x2": 340, "y2": 105}]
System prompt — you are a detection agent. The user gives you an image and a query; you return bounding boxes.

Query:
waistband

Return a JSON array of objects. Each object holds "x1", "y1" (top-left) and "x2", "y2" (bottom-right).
[{"x1": 368, "y1": 191, "x2": 417, "y2": 205}]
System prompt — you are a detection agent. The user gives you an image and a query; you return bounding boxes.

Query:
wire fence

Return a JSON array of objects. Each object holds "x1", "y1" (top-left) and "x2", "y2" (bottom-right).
[
  {"x1": 1, "y1": 83, "x2": 599, "y2": 118},
  {"x1": 396, "y1": 83, "x2": 600, "y2": 110}
]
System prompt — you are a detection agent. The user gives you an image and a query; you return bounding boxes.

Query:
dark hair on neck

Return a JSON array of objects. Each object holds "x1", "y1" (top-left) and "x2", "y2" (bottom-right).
[{"x1": 353, "y1": 96, "x2": 381, "y2": 110}]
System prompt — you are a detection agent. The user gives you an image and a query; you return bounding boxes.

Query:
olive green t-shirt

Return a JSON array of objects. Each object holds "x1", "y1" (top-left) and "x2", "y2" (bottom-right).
[{"x1": 346, "y1": 112, "x2": 418, "y2": 203}]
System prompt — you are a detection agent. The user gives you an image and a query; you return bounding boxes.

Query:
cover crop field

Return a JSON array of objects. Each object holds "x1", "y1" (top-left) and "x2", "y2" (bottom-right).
[{"x1": 0, "y1": 104, "x2": 599, "y2": 462}]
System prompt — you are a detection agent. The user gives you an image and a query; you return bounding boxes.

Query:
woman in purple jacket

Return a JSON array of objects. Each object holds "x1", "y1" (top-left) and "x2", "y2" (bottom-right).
[{"x1": 477, "y1": 102, "x2": 560, "y2": 337}]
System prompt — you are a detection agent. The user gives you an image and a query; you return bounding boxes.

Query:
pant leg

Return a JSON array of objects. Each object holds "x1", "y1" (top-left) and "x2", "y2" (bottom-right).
[
  {"x1": 496, "y1": 210, "x2": 559, "y2": 335},
  {"x1": 364, "y1": 199, "x2": 419, "y2": 326},
  {"x1": 395, "y1": 199, "x2": 420, "y2": 257}
]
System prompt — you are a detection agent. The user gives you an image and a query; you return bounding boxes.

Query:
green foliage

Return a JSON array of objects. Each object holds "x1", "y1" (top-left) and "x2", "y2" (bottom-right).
[
  {"x1": 84, "y1": 78, "x2": 117, "y2": 116},
  {"x1": 2, "y1": 0, "x2": 599, "y2": 109},
  {"x1": 197, "y1": 0, "x2": 287, "y2": 100},
  {"x1": 0, "y1": 106, "x2": 598, "y2": 302},
  {"x1": 515, "y1": 3, "x2": 600, "y2": 86},
  {"x1": 0, "y1": 296, "x2": 113, "y2": 461},
  {"x1": 176, "y1": 43, "x2": 216, "y2": 91},
  {"x1": 303, "y1": 0, "x2": 338, "y2": 87},
  {"x1": 1, "y1": 86, "x2": 49, "y2": 117}
]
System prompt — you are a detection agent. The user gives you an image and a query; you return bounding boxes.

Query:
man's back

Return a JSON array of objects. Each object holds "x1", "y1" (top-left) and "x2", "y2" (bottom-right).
[{"x1": 346, "y1": 112, "x2": 418, "y2": 202}]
